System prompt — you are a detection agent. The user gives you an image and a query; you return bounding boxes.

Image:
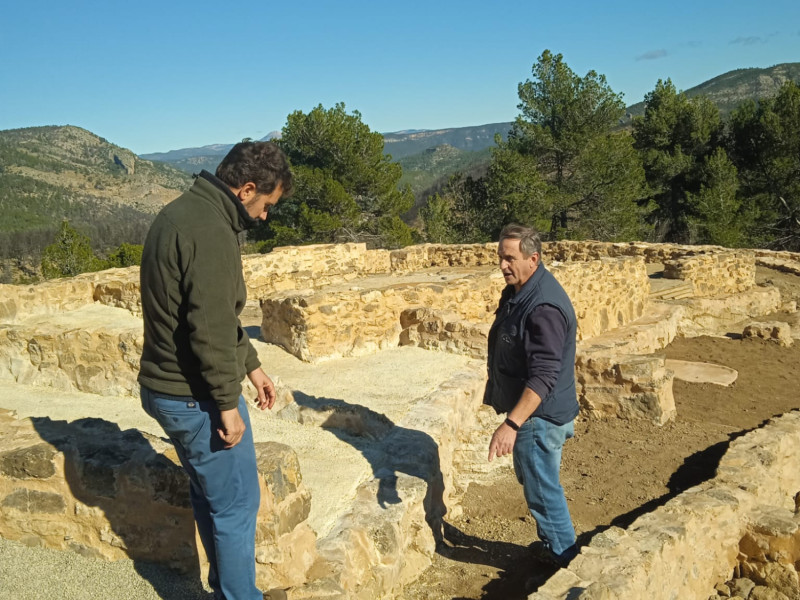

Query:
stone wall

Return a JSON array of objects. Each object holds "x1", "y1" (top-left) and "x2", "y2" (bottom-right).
[
  {"x1": 0, "y1": 267, "x2": 141, "y2": 322},
  {"x1": 529, "y1": 411, "x2": 800, "y2": 600},
  {"x1": 544, "y1": 240, "x2": 730, "y2": 262},
  {"x1": 260, "y1": 273, "x2": 504, "y2": 362},
  {"x1": 0, "y1": 409, "x2": 317, "y2": 587},
  {"x1": 399, "y1": 308, "x2": 491, "y2": 360},
  {"x1": 242, "y1": 243, "x2": 389, "y2": 299},
  {"x1": 387, "y1": 243, "x2": 497, "y2": 273},
  {"x1": 0, "y1": 304, "x2": 143, "y2": 397},
  {"x1": 261, "y1": 257, "x2": 650, "y2": 362},
  {"x1": 664, "y1": 251, "x2": 755, "y2": 297}
]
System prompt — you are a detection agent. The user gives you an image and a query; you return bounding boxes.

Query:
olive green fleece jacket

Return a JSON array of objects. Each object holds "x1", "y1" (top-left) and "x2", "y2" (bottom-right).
[{"x1": 138, "y1": 171, "x2": 261, "y2": 411}]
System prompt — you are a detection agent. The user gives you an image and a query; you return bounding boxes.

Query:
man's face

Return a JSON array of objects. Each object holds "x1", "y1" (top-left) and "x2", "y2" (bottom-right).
[
  {"x1": 498, "y1": 238, "x2": 539, "y2": 291},
  {"x1": 242, "y1": 183, "x2": 283, "y2": 221}
]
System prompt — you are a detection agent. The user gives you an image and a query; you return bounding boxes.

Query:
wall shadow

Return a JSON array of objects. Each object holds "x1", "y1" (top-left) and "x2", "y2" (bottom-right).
[
  {"x1": 28, "y1": 416, "x2": 211, "y2": 600},
  {"x1": 288, "y1": 392, "x2": 447, "y2": 542}
]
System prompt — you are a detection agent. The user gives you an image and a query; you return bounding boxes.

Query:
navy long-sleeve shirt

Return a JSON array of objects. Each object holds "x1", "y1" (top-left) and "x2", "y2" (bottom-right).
[{"x1": 522, "y1": 304, "x2": 568, "y2": 401}]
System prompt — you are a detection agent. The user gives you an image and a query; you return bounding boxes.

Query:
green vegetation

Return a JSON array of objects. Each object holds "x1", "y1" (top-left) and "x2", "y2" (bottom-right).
[
  {"x1": 2, "y1": 60, "x2": 799, "y2": 282},
  {"x1": 41, "y1": 221, "x2": 105, "y2": 278},
  {"x1": 728, "y1": 81, "x2": 800, "y2": 249},
  {"x1": 421, "y1": 55, "x2": 800, "y2": 252},
  {"x1": 39, "y1": 221, "x2": 143, "y2": 279},
  {"x1": 632, "y1": 79, "x2": 739, "y2": 244},
  {"x1": 258, "y1": 102, "x2": 414, "y2": 250},
  {"x1": 0, "y1": 125, "x2": 189, "y2": 270},
  {"x1": 398, "y1": 145, "x2": 491, "y2": 220},
  {"x1": 423, "y1": 51, "x2": 649, "y2": 244}
]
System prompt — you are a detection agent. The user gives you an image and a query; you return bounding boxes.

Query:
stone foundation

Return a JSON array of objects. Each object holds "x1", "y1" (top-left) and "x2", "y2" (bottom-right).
[
  {"x1": 529, "y1": 411, "x2": 800, "y2": 600},
  {"x1": 0, "y1": 304, "x2": 142, "y2": 396},
  {"x1": 0, "y1": 409, "x2": 317, "y2": 587},
  {"x1": 0, "y1": 268, "x2": 140, "y2": 323},
  {"x1": 0, "y1": 239, "x2": 794, "y2": 598},
  {"x1": 260, "y1": 257, "x2": 650, "y2": 362},
  {"x1": 664, "y1": 251, "x2": 756, "y2": 297},
  {"x1": 676, "y1": 286, "x2": 783, "y2": 337}
]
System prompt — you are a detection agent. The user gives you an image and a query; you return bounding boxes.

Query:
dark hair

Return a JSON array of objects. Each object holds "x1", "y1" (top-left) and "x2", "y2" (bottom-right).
[
  {"x1": 499, "y1": 223, "x2": 542, "y2": 258},
  {"x1": 215, "y1": 141, "x2": 294, "y2": 196}
]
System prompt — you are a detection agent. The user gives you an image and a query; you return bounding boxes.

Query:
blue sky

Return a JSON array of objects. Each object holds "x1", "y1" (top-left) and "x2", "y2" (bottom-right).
[{"x1": 1, "y1": 0, "x2": 797, "y2": 154}]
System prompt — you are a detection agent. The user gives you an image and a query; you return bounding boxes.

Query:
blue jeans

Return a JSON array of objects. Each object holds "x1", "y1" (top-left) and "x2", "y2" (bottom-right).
[
  {"x1": 513, "y1": 416, "x2": 576, "y2": 559},
  {"x1": 141, "y1": 387, "x2": 262, "y2": 600}
]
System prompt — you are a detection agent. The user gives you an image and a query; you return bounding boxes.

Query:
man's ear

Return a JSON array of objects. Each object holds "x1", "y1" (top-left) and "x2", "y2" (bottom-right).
[{"x1": 237, "y1": 182, "x2": 257, "y2": 201}]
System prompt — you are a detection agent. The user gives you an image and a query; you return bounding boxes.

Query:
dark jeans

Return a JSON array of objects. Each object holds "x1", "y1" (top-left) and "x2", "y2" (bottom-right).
[{"x1": 141, "y1": 387, "x2": 262, "y2": 600}]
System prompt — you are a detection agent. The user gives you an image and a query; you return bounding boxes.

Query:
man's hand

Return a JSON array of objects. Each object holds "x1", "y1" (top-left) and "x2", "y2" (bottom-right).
[
  {"x1": 218, "y1": 407, "x2": 246, "y2": 448},
  {"x1": 488, "y1": 421, "x2": 518, "y2": 462},
  {"x1": 248, "y1": 367, "x2": 276, "y2": 410}
]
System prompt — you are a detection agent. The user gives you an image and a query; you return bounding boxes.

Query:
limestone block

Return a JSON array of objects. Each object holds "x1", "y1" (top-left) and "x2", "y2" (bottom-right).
[
  {"x1": 0, "y1": 277, "x2": 96, "y2": 322},
  {"x1": 0, "y1": 412, "x2": 318, "y2": 586},
  {"x1": 253, "y1": 442, "x2": 317, "y2": 588},
  {"x1": 0, "y1": 304, "x2": 143, "y2": 396},
  {"x1": 677, "y1": 286, "x2": 783, "y2": 337},
  {"x1": 575, "y1": 353, "x2": 676, "y2": 425},
  {"x1": 740, "y1": 505, "x2": 800, "y2": 565},
  {"x1": 749, "y1": 585, "x2": 793, "y2": 600},
  {"x1": 730, "y1": 578, "x2": 757, "y2": 598},
  {"x1": 665, "y1": 359, "x2": 738, "y2": 386},
  {"x1": 91, "y1": 267, "x2": 141, "y2": 315},
  {"x1": 399, "y1": 307, "x2": 490, "y2": 359},
  {"x1": 743, "y1": 322, "x2": 794, "y2": 347}
]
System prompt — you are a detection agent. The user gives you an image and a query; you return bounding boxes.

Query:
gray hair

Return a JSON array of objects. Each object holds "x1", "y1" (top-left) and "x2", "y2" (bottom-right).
[{"x1": 499, "y1": 223, "x2": 542, "y2": 258}]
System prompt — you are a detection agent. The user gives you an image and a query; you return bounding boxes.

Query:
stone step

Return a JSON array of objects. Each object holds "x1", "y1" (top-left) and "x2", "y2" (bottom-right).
[{"x1": 648, "y1": 278, "x2": 694, "y2": 300}]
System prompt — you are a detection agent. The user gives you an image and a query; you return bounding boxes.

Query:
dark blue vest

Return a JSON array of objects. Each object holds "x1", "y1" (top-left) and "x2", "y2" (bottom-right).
[{"x1": 483, "y1": 264, "x2": 579, "y2": 425}]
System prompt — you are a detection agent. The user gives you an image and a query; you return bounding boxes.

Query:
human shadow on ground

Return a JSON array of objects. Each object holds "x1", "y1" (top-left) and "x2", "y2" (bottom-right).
[
  {"x1": 438, "y1": 521, "x2": 560, "y2": 600},
  {"x1": 287, "y1": 392, "x2": 447, "y2": 542},
  {"x1": 29, "y1": 416, "x2": 211, "y2": 600},
  {"x1": 462, "y1": 426, "x2": 755, "y2": 599}
]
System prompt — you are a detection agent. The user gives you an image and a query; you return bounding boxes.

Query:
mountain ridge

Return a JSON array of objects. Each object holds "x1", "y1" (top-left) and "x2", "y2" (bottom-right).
[{"x1": 139, "y1": 62, "x2": 799, "y2": 171}]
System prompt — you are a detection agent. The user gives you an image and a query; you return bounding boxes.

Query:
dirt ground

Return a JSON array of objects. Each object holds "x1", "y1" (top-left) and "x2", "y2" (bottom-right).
[{"x1": 404, "y1": 267, "x2": 800, "y2": 600}]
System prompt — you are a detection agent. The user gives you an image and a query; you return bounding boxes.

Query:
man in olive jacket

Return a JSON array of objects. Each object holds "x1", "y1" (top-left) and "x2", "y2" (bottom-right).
[
  {"x1": 139, "y1": 141, "x2": 293, "y2": 600},
  {"x1": 484, "y1": 223, "x2": 579, "y2": 570}
]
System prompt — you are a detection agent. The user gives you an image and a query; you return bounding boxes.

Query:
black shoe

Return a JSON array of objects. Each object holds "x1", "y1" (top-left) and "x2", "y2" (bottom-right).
[{"x1": 529, "y1": 541, "x2": 577, "y2": 569}]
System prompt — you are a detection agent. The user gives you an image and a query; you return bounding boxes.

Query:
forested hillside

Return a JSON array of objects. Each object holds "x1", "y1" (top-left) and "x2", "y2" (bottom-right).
[
  {"x1": 421, "y1": 53, "x2": 800, "y2": 251},
  {"x1": 1, "y1": 58, "x2": 798, "y2": 284},
  {"x1": 0, "y1": 125, "x2": 191, "y2": 266}
]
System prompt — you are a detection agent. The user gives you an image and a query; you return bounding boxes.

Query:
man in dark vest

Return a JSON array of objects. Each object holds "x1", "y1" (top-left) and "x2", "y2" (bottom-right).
[
  {"x1": 484, "y1": 223, "x2": 579, "y2": 568},
  {"x1": 138, "y1": 141, "x2": 293, "y2": 600}
]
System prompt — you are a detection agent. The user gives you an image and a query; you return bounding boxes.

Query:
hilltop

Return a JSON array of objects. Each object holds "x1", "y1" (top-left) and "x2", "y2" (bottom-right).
[
  {"x1": 622, "y1": 62, "x2": 800, "y2": 121},
  {"x1": 0, "y1": 125, "x2": 191, "y2": 266}
]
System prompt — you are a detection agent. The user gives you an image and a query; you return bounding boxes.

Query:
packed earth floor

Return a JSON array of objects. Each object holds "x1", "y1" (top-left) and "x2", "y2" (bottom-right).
[{"x1": 404, "y1": 267, "x2": 800, "y2": 600}]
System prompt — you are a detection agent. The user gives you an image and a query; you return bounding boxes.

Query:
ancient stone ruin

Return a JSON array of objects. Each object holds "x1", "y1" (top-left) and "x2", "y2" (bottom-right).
[{"x1": 1, "y1": 240, "x2": 799, "y2": 599}]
